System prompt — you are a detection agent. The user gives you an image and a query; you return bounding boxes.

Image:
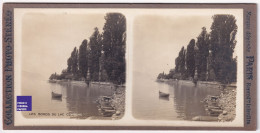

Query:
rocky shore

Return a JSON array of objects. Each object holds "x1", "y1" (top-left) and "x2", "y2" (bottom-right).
[
  {"x1": 202, "y1": 86, "x2": 236, "y2": 122},
  {"x1": 157, "y1": 79, "x2": 237, "y2": 122},
  {"x1": 217, "y1": 87, "x2": 236, "y2": 121},
  {"x1": 96, "y1": 86, "x2": 125, "y2": 120}
]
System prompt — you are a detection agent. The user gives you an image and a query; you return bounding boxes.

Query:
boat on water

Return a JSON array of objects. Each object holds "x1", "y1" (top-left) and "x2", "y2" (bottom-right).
[
  {"x1": 52, "y1": 92, "x2": 62, "y2": 99},
  {"x1": 159, "y1": 91, "x2": 170, "y2": 97},
  {"x1": 49, "y1": 80, "x2": 57, "y2": 83}
]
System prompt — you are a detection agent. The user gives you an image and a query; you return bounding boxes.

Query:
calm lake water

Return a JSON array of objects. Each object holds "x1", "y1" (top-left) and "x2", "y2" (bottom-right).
[
  {"x1": 133, "y1": 74, "x2": 221, "y2": 120},
  {"x1": 22, "y1": 76, "x2": 113, "y2": 119}
]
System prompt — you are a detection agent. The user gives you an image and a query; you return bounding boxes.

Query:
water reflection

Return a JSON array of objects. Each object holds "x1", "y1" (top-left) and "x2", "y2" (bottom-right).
[
  {"x1": 51, "y1": 96, "x2": 62, "y2": 102},
  {"x1": 133, "y1": 76, "x2": 221, "y2": 120},
  {"x1": 63, "y1": 82, "x2": 113, "y2": 118},
  {"x1": 159, "y1": 96, "x2": 169, "y2": 101},
  {"x1": 22, "y1": 78, "x2": 113, "y2": 119}
]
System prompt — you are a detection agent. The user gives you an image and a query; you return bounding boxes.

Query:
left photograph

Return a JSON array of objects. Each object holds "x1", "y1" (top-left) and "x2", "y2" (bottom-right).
[{"x1": 16, "y1": 10, "x2": 126, "y2": 120}]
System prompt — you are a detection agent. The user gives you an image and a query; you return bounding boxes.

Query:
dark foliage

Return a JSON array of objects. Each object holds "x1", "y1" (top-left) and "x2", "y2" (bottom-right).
[
  {"x1": 195, "y1": 27, "x2": 210, "y2": 81},
  {"x1": 89, "y1": 28, "x2": 102, "y2": 81},
  {"x1": 50, "y1": 13, "x2": 126, "y2": 85},
  {"x1": 210, "y1": 15, "x2": 237, "y2": 83},
  {"x1": 186, "y1": 39, "x2": 196, "y2": 79},
  {"x1": 78, "y1": 39, "x2": 88, "y2": 78},
  {"x1": 103, "y1": 13, "x2": 126, "y2": 84},
  {"x1": 158, "y1": 15, "x2": 237, "y2": 84}
]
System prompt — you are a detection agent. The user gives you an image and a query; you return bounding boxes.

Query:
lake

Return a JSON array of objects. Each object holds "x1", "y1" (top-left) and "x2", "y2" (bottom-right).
[
  {"x1": 132, "y1": 74, "x2": 221, "y2": 120},
  {"x1": 21, "y1": 75, "x2": 113, "y2": 119}
]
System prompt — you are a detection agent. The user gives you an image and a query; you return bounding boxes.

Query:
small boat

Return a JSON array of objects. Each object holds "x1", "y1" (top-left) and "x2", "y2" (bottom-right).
[
  {"x1": 48, "y1": 80, "x2": 57, "y2": 83},
  {"x1": 159, "y1": 91, "x2": 170, "y2": 97},
  {"x1": 52, "y1": 92, "x2": 62, "y2": 98}
]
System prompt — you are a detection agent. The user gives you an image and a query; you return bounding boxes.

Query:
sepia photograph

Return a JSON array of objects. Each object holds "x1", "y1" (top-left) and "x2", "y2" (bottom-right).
[
  {"x1": 15, "y1": 10, "x2": 126, "y2": 120},
  {"x1": 132, "y1": 9, "x2": 243, "y2": 123},
  {"x1": 3, "y1": 4, "x2": 256, "y2": 129}
]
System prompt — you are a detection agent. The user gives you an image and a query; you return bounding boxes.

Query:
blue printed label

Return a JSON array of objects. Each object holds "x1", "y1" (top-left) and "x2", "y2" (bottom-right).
[{"x1": 17, "y1": 96, "x2": 32, "y2": 111}]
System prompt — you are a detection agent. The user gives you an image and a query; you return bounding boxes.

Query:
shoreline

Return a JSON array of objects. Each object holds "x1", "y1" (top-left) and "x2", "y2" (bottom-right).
[
  {"x1": 156, "y1": 79, "x2": 236, "y2": 89},
  {"x1": 217, "y1": 87, "x2": 236, "y2": 121},
  {"x1": 48, "y1": 79, "x2": 125, "y2": 120},
  {"x1": 95, "y1": 86, "x2": 125, "y2": 120},
  {"x1": 200, "y1": 87, "x2": 236, "y2": 122},
  {"x1": 49, "y1": 79, "x2": 126, "y2": 87},
  {"x1": 158, "y1": 78, "x2": 237, "y2": 122}
]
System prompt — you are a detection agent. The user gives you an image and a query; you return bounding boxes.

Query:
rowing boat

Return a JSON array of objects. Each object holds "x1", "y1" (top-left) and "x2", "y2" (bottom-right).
[
  {"x1": 52, "y1": 92, "x2": 62, "y2": 98},
  {"x1": 159, "y1": 91, "x2": 170, "y2": 97}
]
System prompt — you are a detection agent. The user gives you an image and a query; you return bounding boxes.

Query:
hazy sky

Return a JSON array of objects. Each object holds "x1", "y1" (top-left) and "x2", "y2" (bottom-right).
[
  {"x1": 22, "y1": 12, "x2": 105, "y2": 79},
  {"x1": 133, "y1": 15, "x2": 213, "y2": 79},
  {"x1": 19, "y1": 9, "x2": 241, "y2": 80}
]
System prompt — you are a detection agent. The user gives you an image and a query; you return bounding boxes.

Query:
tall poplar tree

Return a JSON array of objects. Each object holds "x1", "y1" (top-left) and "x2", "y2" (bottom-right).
[
  {"x1": 180, "y1": 47, "x2": 186, "y2": 76},
  {"x1": 71, "y1": 47, "x2": 79, "y2": 75},
  {"x1": 67, "y1": 57, "x2": 72, "y2": 73},
  {"x1": 174, "y1": 47, "x2": 186, "y2": 79},
  {"x1": 103, "y1": 13, "x2": 126, "y2": 84},
  {"x1": 210, "y1": 15, "x2": 237, "y2": 83},
  {"x1": 78, "y1": 39, "x2": 88, "y2": 78},
  {"x1": 186, "y1": 39, "x2": 196, "y2": 79},
  {"x1": 196, "y1": 27, "x2": 210, "y2": 81},
  {"x1": 89, "y1": 28, "x2": 102, "y2": 81}
]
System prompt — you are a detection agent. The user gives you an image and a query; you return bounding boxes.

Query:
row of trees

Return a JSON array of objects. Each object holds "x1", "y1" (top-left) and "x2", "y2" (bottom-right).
[
  {"x1": 158, "y1": 15, "x2": 237, "y2": 84},
  {"x1": 49, "y1": 13, "x2": 126, "y2": 84},
  {"x1": 66, "y1": 28, "x2": 103, "y2": 81}
]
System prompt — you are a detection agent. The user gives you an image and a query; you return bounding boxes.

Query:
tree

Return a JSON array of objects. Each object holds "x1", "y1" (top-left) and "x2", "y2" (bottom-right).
[
  {"x1": 174, "y1": 47, "x2": 186, "y2": 79},
  {"x1": 167, "y1": 69, "x2": 175, "y2": 79},
  {"x1": 179, "y1": 47, "x2": 186, "y2": 78},
  {"x1": 175, "y1": 57, "x2": 180, "y2": 73},
  {"x1": 157, "y1": 72, "x2": 164, "y2": 79},
  {"x1": 186, "y1": 39, "x2": 196, "y2": 79},
  {"x1": 89, "y1": 28, "x2": 102, "y2": 81},
  {"x1": 210, "y1": 15, "x2": 237, "y2": 83},
  {"x1": 196, "y1": 27, "x2": 210, "y2": 81},
  {"x1": 71, "y1": 47, "x2": 79, "y2": 75},
  {"x1": 49, "y1": 73, "x2": 55, "y2": 80},
  {"x1": 229, "y1": 57, "x2": 237, "y2": 82},
  {"x1": 78, "y1": 39, "x2": 88, "y2": 78},
  {"x1": 103, "y1": 13, "x2": 126, "y2": 84},
  {"x1": 67, "y1": 57, "x2": 72, "y2": 73}
]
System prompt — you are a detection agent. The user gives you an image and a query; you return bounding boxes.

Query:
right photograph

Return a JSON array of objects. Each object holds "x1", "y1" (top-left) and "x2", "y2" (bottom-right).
[{"x1": 132, "y1": 10, "x2": 242, "y2": 122}]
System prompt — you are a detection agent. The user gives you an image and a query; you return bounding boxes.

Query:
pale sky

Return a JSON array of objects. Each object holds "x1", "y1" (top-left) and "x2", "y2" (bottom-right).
[
  {"x1": 22, "y1": 12, "x2": 105, "y2": 79},
  {"x1": 133, "y1": 15, "x2": 213, "y2": 79},
  {"x1": 18, "y1": 9, "x2": 242, "y2": 80}
]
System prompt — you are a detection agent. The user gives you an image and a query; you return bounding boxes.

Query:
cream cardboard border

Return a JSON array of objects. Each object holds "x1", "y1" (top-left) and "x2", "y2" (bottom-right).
[{"x1": 14, "y1": 8, "x2": 244, "y2": 127}]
